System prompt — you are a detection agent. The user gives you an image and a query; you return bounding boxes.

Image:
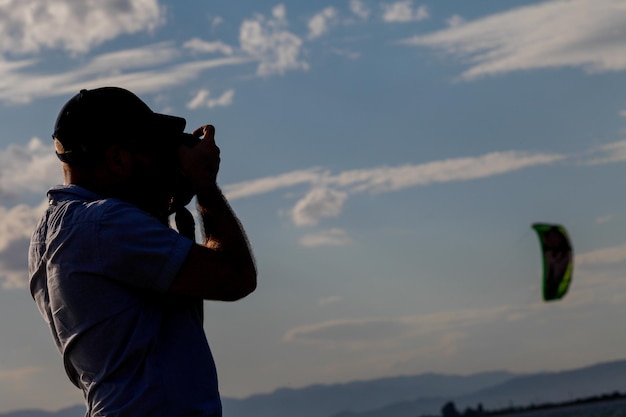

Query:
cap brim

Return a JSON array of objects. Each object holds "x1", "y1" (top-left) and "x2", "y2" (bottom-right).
[{"x1": 153, "y1": 113, "x2": 186, "y2": 134}]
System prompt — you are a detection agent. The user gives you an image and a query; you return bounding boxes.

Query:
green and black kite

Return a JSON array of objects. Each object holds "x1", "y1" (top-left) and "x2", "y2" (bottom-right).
[{"x1": 532, "y1": 223, "x2": 573, "y2": 302}]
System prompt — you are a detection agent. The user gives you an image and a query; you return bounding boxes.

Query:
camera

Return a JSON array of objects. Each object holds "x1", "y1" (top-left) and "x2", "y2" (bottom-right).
[
  {"x1": 179, "y1": 132, "x2": 201, "y2": 148},
  {"x1": 168, "y1": 132, "x2": 201, "y2": 215}
]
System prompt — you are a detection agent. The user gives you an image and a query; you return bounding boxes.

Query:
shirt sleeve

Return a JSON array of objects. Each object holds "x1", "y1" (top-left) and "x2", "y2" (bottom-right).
[{"x1": 96, "y1": 200, "x2": 194, "y2": 291}]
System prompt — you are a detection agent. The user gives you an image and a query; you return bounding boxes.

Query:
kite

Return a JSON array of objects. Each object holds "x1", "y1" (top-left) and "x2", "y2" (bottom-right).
[{"x1": 532, "y1": 223, "x2": 573, "y2": 302}]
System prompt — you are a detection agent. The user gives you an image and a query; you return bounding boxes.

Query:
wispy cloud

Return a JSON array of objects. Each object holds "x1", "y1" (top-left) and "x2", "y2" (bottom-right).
[
  {"x1": 300, "y1": 229, "x2": 353, "y2": 248},
  {"x1": 325, "y1": 151, "x2": 563, "y2": 193},
  {"x1": 0, "y1": 42, "x2": 179, "y2": 102},
  {"x1": 239, "y1": 4, "x2": 309, "y2": 76},
  {"x1": 187, "y1": 89, "x2": 235, "y2": 109},
  {"x1": 223, "y1": 168, "x2": 324, "y2": 200},
  {"x1": 0, "y1": 367, "x2": 40, "y2": 381},
  {"x1": 584, "y1": 140, "x2": 626, "y2": 165},
  {"x1": 577, "y1": 244, "x2": 626, "y2": 267},
  {"x1": 400, "y1": 0, "x2": 626, "y2": 80},
  {"x1": 382, "y1": 1, "x2": 429, "y2": 23},
  {"x1": 227, "y1": 151, "x2": 564, "y2": 200},
  {"x1": 0, "y1": 0, "x2": 163, "y2": 54},
  {"x1": 80, "y1": 42, "x2": 181, "y2": 72},
  {"x1": 0, "y1": 366, "x2": 54, "y2": 412},
  {"x1": 279, "y1": 265, "x2": 626, "y2": 379},
  {"x1": 317, "y1": 295, "x2": 344, "y2": 306},
  {"x1": 283, "y1": 305, "x2": 513, "y2": 349},
  {"x1": 183, "y1": 38, "x2": 234, "y2": 56},
  {"x1": 226, "y1": 150, "x2": 565, "y2": 227},
  {"x1": 0, "y1": 43, "x2": 251, "y2": 103}
]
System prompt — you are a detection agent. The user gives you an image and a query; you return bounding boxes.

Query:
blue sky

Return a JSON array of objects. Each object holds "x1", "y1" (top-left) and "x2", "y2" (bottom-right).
[{"x1": 1, "y1": 0, "x2": 626, "y2": 412}]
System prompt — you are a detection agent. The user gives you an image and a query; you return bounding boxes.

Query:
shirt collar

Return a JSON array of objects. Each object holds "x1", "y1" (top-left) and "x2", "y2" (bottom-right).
[{"x1": 47, "y1": 184, "x2": 104, "y2": 204}]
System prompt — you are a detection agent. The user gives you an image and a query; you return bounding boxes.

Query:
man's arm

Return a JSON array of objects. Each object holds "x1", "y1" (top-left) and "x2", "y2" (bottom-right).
[{"x1": 168, "y1": 125, "x2": 257, "y2": 301}]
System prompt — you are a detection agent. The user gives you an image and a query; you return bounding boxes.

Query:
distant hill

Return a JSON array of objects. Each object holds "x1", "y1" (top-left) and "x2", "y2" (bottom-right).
[
  {"x1": 0, "y1": 406, "x2": 84, "y2": 417},
  {"x1": 3, "y1": 359, "x2": 626, "y2": 417},
  {"x1": 329, "y1": 359, "x2": 626, "y2": 417},
  {"x1": 221, "y1": 370, "x2": 514, "y2": 417},
  {"x1": 461, "y1": 359, "x2": 626, "y2": 409}
]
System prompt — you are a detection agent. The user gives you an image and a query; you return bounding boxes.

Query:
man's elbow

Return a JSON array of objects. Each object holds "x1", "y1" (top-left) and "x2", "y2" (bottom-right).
[{"x1": 220, "y1": 269, "x2": 257, "y2": 302}]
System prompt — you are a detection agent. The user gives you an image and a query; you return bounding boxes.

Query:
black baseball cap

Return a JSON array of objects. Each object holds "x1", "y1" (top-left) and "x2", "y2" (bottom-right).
[{"x1": 53, "y1": 87, "x2": 187, "y2": 163}]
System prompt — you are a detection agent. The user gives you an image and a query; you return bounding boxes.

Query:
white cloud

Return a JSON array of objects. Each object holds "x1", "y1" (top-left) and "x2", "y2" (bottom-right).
[
  {"x1": 187, "y1": 90, "x2": 210, "y2": 109},
  {"x1": 564, "y1": 265, "x2": 626, "y2": 307},
  {"x1": 326, "y1": 151, "x2": 564, "y2": 194},
  {"x1": 595, "y1": 215, "x2": 612, "y2": 224},
  {"x1": 272, "y1": 3, "x2": 286, "y2": 20},
  {"x1": 0, "y1": 367, "x2": 40, "y2": 381},
  {"x1": 239, "y1": 4, "x2": 309, "y2": 76},
  {"x1": 277, "y1": 266, "x2": 626, "y2": 380},
  {"x1": 584, "y1": 140, "x2": 626, "y2": 165},
  {"x1": 0, "y1": 138, "x2": 61, "y2": 201},
  {"x1": 223, "y1": 168, "x2": 324, "y2": 200},
  {"x1": 401, "y1": 0, "x2": 626, "y2": 80},
  {"x1": 225, "y1": 151, "x2": 564, "y2": 201},
  {"x1": 183, "y1": 38, "x2": 234, "y2": 55},
  {"x1": 82, "y1": 42, "x2": 181, "y2": 72},
  {"x1": 577, "y1": 244, "x2": 626, "y2": 267},
  {"x1": 317, "y1": 295, "x2": 344, "y2": 306},
  {"x1": 291, "y1": 187, "x2": 348, "y2": 226},
  {"x1": 0, "y1": 201, "x2": 48, "y2": 288},
  {"x1": 71, "y1": 56, "x2": 250, "y2": 97},
  {"x1": 284, "y1": 316, "x2": 408, "y2": 349},
  {"x1": 0, "y1": 43, "x2": 251, "y2": 103},
  {"x1": 0, "y1": 139, "x2": 55, "y2": 290},
  {"x1": 0, "y1": 0, "x2": 163, "y2": 54},
  {"x1": 308, "y1": 7, "x2": 339, "y2": 40},
  {"x1": 382, "y1": 1, "x2": 429, "y2": 23},
  {"x1": 0, "y1": 5, "x2": 315, "y2": 104},
  {"x1": 187, "y1": 89, "x2": 235, "y2": 109},
  {"x1": 0, "y1": 367, "x2": 42, "y2": 396},
  {"x1": 224, "y1": 150, "x2": 564, "y2": 227},
  {"x1": 300, "y1": 229, "x2": 353, "y2": 248},
  {"x1": 283, "y1": 305, "x2": 511, "y2": 349},
  {"x1": 350, "y1": 0, "x2": 371, "y2": 20}
]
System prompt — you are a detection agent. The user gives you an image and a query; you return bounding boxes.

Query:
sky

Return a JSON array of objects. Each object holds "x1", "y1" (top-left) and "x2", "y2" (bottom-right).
[{"x1": 1, "y1": 0, "x2": 626, "y2": 412}]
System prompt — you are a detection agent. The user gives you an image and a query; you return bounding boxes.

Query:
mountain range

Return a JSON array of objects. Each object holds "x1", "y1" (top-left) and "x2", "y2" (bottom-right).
[{"x1": 3, "y1": 359, "x2": 626, "y2": 417}]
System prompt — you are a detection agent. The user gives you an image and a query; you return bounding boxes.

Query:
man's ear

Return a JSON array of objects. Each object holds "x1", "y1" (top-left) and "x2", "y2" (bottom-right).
[{"x1": 104, "y1": 145, "x2": 133, "y2": 178}]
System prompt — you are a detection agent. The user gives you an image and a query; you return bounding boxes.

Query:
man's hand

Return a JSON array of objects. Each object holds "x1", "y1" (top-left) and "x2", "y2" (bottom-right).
[{"x1": 177, "y1": 125, "x2": 221, "y2": 193}]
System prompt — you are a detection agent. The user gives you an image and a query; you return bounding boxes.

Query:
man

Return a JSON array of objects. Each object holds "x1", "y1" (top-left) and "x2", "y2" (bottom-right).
[{"x1": 28, "y1": 87, "x2": 257, "y2": 417}]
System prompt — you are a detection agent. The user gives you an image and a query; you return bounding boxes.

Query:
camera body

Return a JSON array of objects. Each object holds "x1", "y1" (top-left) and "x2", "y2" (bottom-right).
[
  {"x1": 179, "y1": 132, "x2": 201, "y2": 148},
  {"x1": 168, "y1": 132, "x2": 201, "y2": 214}
]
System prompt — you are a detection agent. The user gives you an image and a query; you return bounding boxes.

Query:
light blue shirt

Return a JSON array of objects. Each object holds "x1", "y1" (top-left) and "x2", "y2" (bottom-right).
[{"x1": 29, "y1": 185, "x2": 222, "y2": 417}]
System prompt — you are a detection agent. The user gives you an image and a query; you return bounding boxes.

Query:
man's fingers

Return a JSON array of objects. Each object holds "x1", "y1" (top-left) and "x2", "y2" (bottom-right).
[
  {"x1": 203, "y1": 125, "x2": 216, "y2": 148},
  {"x1": 181, "y1": 124, "x2": 220, "y2": 187},
  {"x1": 191, "y1": 124, "x2": 215, "y2": 139},
  {"x1": 191, "y1": 125, "x2": 207, "y2": 137}
]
